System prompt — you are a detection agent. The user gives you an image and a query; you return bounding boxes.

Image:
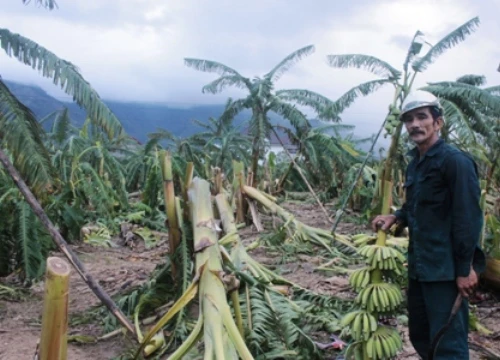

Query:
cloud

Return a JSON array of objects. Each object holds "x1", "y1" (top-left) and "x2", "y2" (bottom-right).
[{"x1": 1, "y1": 0, "x2": 498, "y2": 140}]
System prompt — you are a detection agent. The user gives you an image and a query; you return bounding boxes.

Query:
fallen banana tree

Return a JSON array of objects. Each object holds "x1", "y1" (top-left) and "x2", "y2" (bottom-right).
[
  {"x1": 131, "y1": 177, "x2": 351, "y2": 359},
  {"x1": 242, "y1": 185, "x2": 357, "y2": 257}
]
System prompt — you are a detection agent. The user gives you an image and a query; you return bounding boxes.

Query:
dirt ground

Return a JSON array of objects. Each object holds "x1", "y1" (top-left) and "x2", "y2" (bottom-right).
[{"x1": 1, "y1": 202, "x2": 499, "y2": 360}]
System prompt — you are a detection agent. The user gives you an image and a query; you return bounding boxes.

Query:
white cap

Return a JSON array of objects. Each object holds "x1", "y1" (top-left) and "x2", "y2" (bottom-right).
[{"x1": 400, "y1": 90, "x2": 442, "y2": 119}]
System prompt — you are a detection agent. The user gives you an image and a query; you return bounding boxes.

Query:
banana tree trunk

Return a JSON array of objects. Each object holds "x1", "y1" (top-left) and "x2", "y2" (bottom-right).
[
  {"x1": 188, "y1": 178, "x2": 254, "y2": 359},
  {"x1": 39, "y1": 257, "x2": 71, "y2": 360},
  {"x1": 232, "y1": 161, "x2": 246, "y2": 224},
  {"x1": 250, "y1": 137, "x2": 260, "y2": 188},
  {"x1": 161, "y1": 151, "x2": 181, "y2": 279}
]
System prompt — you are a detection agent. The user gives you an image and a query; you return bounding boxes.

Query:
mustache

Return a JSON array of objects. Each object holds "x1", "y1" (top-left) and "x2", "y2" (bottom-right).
[{"x1": 409, "y1": 129, "x2": 424, "y2": 135}]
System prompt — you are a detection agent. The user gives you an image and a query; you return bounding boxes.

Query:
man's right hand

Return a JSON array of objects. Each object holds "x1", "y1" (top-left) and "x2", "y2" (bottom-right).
[{"x1": 371, "y1": 214, "x2": 397, "y2": 232}]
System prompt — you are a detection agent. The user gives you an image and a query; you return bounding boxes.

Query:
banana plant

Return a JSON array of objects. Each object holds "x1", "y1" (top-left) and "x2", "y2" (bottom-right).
[
  {"x1": 328, "y1": 18, "x2": 482, "y2": 359},
  {"x1": 326, "y1": 17, "x2": 481, "y2": 220},
  {"x1": 274, "y1": 122, "x2": 364, "y2": 194},
  {"x1": 0, "y1": 158, "x2": 52, "y2": 281},
  {"x1": 184, "y1": 45, "x2": 339, "y2": 187},
  {"x1": 189, "y1": 100, "x2": 253, "y2": 180},
  {"x1": 422, "y1": 75, "x2": 500, "y2": 193}
]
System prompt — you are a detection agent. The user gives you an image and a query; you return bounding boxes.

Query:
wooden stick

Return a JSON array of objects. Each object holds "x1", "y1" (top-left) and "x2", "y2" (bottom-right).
[{"x1": 0, "y1": 148, "x2": 136, "y2": 338}]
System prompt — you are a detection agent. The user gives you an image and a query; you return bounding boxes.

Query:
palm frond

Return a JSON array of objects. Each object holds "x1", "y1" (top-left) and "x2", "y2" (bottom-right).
[
  {"x1": 0, "y1": 79, "x2": 55, "y2": 193},
  {"x1": 220, "y1": 97, "x2": 249, "y2": 120},
  {"x1": 52, "y1": 107, "x2": 72, "y2": 145},
  {"x1": 22, "y1": 0, "x2": 58, "y2": 10},
  {"x1": 201, "y1": 75, "x2": 251, "y2": 94},
  {"x1": 326, "y1": 54, "x2": 401, "y2": 79},
  {"x1": 422, "y1": 83, "x2": 492, "y2": 138},
  {"x1": 412, "y1": 17, "x2": 480, "y2": 72},
  {"x1": 310, "y1": 123, "x2": 355, "y2": 137},
  {"x1": 16, "y1": 201, "x2": 45, "y2": 280},
  {"x1": 148, "y1": 128, "x2": 177, "y2": 143},
  {"x1": 330, "y1": 79, "x2": 392, "y2": 115},
  {"x1": 219, "y1": 98, "x2": 240, "y2": 128},
  {"x1": 0, "y1": 28, "x2": 124, "y2": 139},
  {"x1": 184, "y1": 58, "x2": 244, "y2": 78},
  {"x1": 441, "y1": 99, "x2": 479, "y2": 142},
  {"x1": 275, "y1": 89, "x2": 337, "y2": 120},
  {"x1": 403, "y1": 30, "x2": 425, "y2": 71},
  {"x1": 485, "y1": 85, "x2": 500, "y2": 96},
  {"x1": 268, "y1": 100, "x2": 310, "y2": 132},
  {"x1": 422, "y1": 82, "x2": 500, "y2": 114},
  {"x1": 0, "y1": 225, "x2": 14, "y2": 277},
  {"x1": 456, "y1": 74, "x2": 486, "y2": 86},
  {"x1": 142, "y1": 160, "x2": 162, "y2": 209},
  {"x1": 265, "y1": 45, "x2": 315, "y2": 82}
]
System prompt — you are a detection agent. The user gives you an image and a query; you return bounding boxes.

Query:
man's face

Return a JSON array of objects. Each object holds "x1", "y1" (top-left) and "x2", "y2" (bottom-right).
[{"x1": 401, "y1": 107, "x2": 442, "y2": 145}]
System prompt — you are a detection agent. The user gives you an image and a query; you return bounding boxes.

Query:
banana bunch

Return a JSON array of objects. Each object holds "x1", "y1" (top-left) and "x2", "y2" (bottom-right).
[
  {"x1": 340, "y1": 310, "x2": 378, "y2": 341},
  {"x1": 383, "y1": 105, "x2": 402, "y2": 137},
  {"x1": 366, "y1": 326, "x2": 402, "y2": 359},
  {"x1": 345, "y1": 325, "x2": 402, "y2": 360},
  {"x1": 349, "y1": 267, "x2": 371, "y2": 291},
  {"x1": 351, "y1": 233, "x2": 377, "y2": 247},
  {"x1": 385, "y1": 235, "x2": 409, "y2": 249},
  {"x1": 356, "y1": 283, "x2": 403, "y2": 313},
  {"x1": 343, "y1": 226, "x2": 407, "y2": 358},
  {"x1": 358, "y1": 244, "x2": 406, "y2": 274}
]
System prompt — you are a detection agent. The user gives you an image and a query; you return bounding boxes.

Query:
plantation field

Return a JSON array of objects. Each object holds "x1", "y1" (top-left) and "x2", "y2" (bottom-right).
[
  {"x1": 2, "y1": 2, "x2": 500, "y2": 359},
  {"x1": 1, "y1": 202, "x2": 499, "y2": 360}
]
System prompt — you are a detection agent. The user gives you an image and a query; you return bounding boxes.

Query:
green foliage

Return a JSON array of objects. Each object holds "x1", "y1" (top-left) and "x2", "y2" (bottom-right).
[
  {"x1": 0, "y1": 187, "x2": 53, "y2": 281},
  {"x1": 412, "y1": 17, "x2": 480, "y2": 72},
  {"x1": 0, "y1": 28, "x2": 124, "y2": 139},
  {"x1": 0, "y1": 80, "x2": 55, "y2": 195},
  {"x1": 327, "y1": 54, "x2": 401, "y2": 79}
]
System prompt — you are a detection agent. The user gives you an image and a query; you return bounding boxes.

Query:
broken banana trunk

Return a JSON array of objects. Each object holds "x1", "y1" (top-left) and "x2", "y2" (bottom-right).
[{"x1": 149, "y1": 177, "x2": 254, "y2": 359}]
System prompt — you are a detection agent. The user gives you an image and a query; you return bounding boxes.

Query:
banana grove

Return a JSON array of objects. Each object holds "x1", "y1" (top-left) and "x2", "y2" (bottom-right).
[{"x1": 2, "y1": 1, "x2": 500, "y2": 359}]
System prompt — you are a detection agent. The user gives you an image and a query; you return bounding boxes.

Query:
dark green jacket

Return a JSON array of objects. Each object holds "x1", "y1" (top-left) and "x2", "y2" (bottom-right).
[{"x1": 394, "y1": 138, "x2": 486, "y2": 282}]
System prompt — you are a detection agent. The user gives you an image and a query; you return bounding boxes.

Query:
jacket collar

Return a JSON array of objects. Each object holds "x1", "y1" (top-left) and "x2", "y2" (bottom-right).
[{"x1": 407, "y1": 138, "x2": 444, "y2": 159}]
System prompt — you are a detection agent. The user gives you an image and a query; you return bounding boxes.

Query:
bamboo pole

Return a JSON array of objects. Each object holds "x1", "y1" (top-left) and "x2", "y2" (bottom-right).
[
  {"x1": 39, "y1": 257, "x2": 71, "y2": 360},
  {"x1": 0, "y1": 148, "x2": 136, "y2": 337}
]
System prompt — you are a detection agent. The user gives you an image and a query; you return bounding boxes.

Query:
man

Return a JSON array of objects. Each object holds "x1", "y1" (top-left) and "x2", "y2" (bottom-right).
[{"x1": 371, "y1": 90, "x2": 486, "y2": 359}]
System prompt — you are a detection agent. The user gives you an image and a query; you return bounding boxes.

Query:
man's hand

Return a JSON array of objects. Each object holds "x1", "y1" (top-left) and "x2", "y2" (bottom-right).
[
  {"x1": 456, "y1": 269, "x2": 478, "y2": 298},
  {"x1": 371, "y1": 214, "x2": 397, "y2": 232}
]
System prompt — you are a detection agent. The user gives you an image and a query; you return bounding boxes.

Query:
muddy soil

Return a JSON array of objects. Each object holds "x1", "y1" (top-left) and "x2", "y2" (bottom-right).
[{"x1": 1, "y1": 202, "x2": 499, "y2": 359}]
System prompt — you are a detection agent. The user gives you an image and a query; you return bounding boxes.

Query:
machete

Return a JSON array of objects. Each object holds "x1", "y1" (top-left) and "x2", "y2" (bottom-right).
[{"x1": 427, "y1": 293, "x2": 463, "y2": 360}]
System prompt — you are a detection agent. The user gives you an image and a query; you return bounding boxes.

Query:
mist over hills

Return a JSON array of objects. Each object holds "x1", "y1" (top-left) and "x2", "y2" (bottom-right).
[{"x1": 5, "y1": 79, "x2": 380, "y2": 152}]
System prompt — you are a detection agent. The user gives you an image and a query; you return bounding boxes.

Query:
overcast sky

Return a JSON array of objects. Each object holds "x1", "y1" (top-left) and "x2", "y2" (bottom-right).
[{"x1": 1, "y1": 0, "x2": 499, "y2": 139}]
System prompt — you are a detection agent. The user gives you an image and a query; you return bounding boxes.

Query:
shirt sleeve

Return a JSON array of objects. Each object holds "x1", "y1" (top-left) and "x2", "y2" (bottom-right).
[
  {"x1": 443, "y1": 152, "x2": 484, "y2": 278},
  {"x1": 394, "y1": 169, "x2": 409, "y2": 226},
  {"x1": 394, "y1": 204, "x2": 408, "y2": 226}
]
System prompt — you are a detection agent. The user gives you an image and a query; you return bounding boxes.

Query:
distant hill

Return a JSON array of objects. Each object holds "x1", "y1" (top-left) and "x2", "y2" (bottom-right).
[{"x1": 4, "y1": 80, "x2": 308, "y2": 145}]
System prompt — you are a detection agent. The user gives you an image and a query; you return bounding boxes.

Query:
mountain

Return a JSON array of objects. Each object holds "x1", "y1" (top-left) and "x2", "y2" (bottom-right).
[
  {"x1": 5, "y1": 80, "x2": 389, "y2": 157},
  {"x1": 4, "y1": 80, "x2": 301, "y2": 144}
]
